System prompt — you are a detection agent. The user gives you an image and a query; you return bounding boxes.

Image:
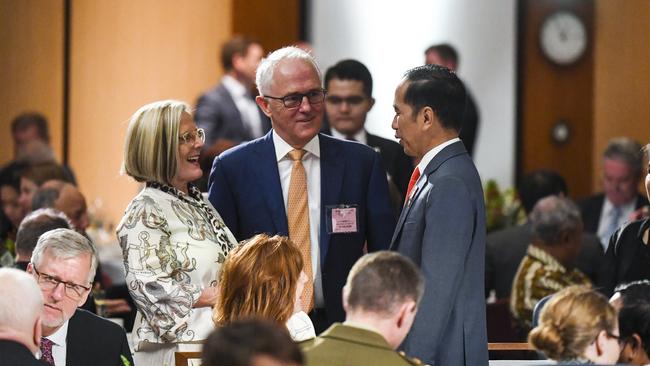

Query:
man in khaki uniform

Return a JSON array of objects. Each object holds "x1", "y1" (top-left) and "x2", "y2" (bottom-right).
[{"x1": 301, "y1": 251, "x2": 425, "y2": 366}]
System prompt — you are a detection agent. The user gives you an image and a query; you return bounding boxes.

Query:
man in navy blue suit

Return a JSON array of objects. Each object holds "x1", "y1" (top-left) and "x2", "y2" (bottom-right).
[{"x1": 208, "y1": 47, "x2": 395, "y2": 332}]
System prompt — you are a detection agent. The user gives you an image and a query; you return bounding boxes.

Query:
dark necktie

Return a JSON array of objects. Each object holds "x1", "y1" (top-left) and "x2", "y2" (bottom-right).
[{"x1": 40, "y1": 337, "x2": 55, "y2": 365}]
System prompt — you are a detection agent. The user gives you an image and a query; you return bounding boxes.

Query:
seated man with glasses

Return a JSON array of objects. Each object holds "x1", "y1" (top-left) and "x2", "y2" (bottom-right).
[
  {"x1": 322, "y1": 59, "x2": 413, "y2": 209},
  {"x1": 209, "y1": 46, "x2": 396, "y2": 334},
  {"x1": 27, "y1": 228, "x2": 132, "y2": 366}
]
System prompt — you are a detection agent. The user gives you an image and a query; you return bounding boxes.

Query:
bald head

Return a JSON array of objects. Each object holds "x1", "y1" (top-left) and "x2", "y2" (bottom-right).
[
  {"x1": 0, "y1": 268, "x2": 43, "y2": 353},
  {"x1": 38, "y1": 180, "x2": 89, "y2": 232}
]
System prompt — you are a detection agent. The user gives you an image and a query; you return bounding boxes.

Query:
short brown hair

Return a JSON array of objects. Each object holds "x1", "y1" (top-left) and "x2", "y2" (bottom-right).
[
  {"x1": 344, "y1": 251, "x2": 424, "y2": 315},
  {"x1": 214, "y1": 234, "x2": 303, "y2": 325},
  {"x1": 122, "y1": 100, "x2": 190, "y2": 185},
  {"x1": 529, "y1": 286, "x2": 617, "y2": 361},
  {"x1": 221, "y1": 36, "x2": 257, "y2": 71}
]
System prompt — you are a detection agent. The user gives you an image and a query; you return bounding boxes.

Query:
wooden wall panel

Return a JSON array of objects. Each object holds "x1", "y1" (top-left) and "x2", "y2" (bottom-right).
[
  {"x1": 593, "y1": 0, "x2": 650, "y2": 191},
  {"x1": 0, "y1": 0, "x2": 64, "y2": 165},
  {"x1": 233, "y1": 0, "x2": 301, "y2": 53},
  {"x1": 519, "y1": 0, "x2": 594, "y2": 200},
  {"x1": 69, "y1": 0, "x2": 232, "y2": 227}
]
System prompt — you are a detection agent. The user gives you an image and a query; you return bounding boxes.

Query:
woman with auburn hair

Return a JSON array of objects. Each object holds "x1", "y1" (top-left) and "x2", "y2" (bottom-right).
[
  {"x1": 529, "y1": 286, "x2": 620, "y2": 364},
  {"x1": 214, "y1": 233, "x2": 315, "y2": 341},
  {"x1": 117, "y1": 100, "x2": 238, "y2": 366}
]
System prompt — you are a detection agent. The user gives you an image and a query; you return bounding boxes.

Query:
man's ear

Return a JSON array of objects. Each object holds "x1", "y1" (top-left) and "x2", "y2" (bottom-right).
[
  {"x1": 231, "y1": 53, "x2": 244, "y2": 72},
  {"x1": 395, "y1": 301, "x2": 416, "y2": 328},
  {"x1": 34, "y1": 315, "x2": 42, "y2": 348},
  {"x1": 255, "y1": 96, "x2": 273, "y2": 117},
  {"x1": 595, "y1": 330, "x2": 609, "y2": 356},
  {"x1": 26, "y1": 262, "x2": 34, "y2": 274},
  {"x1": 366, "y1": 97, "x2": 376, "y2": 112},
  {"x1": 420, "y1": 106, "x2": 437, "y2": 130}
]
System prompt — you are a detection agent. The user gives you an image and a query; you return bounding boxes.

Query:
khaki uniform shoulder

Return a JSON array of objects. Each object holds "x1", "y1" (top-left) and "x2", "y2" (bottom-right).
[{"x1": 397, "y1": 351, "x2": 429, "y2": 366}]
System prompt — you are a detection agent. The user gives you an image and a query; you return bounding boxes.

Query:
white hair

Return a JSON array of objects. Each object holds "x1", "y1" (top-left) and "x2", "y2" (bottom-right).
[
  {"x1": 0, "y1": 268, "x2": 43, "y2": 334},
  {"x1": 30, "y1": 228, "x2": 98, "y2": 284},
  {"x1": 255, "y1": 46, "x2": 321, "y2": 96}
]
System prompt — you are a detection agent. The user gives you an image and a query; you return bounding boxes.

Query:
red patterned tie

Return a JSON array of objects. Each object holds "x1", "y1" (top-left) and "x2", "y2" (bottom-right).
[
  {"x1": 40, "y1": 337, "x2": 55, "y2": 365},
  {"x1": 405, "y1": 167, "x2": 421, "y2": 205}
]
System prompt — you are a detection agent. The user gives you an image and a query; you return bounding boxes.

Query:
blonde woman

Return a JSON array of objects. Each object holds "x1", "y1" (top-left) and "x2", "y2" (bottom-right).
[
  {"x1": 117, "y1": 100, "x2": 238, "y2": 365},
  {"x1": 529, "y1": 286, "x2": 620, "y2": 364}
]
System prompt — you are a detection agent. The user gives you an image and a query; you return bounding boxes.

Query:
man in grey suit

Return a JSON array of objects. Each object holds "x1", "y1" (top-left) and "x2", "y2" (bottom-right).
[
  {"x1": 195, "y1": 36, "x2": 272, "y2": 190},
  {"x1": 390, "y1": 64, "x2": 488, "y2": 365}
]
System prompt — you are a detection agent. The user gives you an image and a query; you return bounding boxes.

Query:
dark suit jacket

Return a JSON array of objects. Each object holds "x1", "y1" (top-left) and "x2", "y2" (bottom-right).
[
  {"x1": 577, "y1": 193, "x2": 648, "y2": 234},
  {"x1": 320, "y1": 127, "x2": 413, "y2": 204},
  {"x1": 601, "y1": 218, "x2": 650, "y2": 297},
  {"x1": 208, "y1": 132, "x2": 396, "y2": 325},
  {"x1": 195, "y1": 82, "x2": 271, "y2": 146},
  {"x1": 460, "y1": 88, "x2": 479, "y2": 157},
  {"x1": 390, "y1": 141, "x2": 488, "y2": 366},
  {"x1": 486, "y1": 222, "x2": 605, "y2": 299},
  {"x1": 66, "y1": 309, "x2": 133, "y2": 366},
  {"x1": 0, "y1": 340, "x2": 48, "y2": 365}
]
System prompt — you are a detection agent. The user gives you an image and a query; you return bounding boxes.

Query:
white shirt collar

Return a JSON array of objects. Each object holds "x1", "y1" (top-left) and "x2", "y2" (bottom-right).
[
  {"x1": 221, "y1": 74, "x2": 248, "y2": 98},
  {"x1": 416, "y1": 137, "x2": 461, "y2": 173},
  {"x1": 330, "y1": 128, "x2": 367, "y2": 145},
  {"x1": 45, "y1": 319, "x2": 69, "y2": 346},
  {"x1": 272, "y1": 130, "x2": 320, "y2": 162}
]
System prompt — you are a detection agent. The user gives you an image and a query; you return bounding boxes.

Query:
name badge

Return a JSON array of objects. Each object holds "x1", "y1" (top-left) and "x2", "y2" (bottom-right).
[{"x1": 326, "y1": 205, "x2": 359, "y2": 234}]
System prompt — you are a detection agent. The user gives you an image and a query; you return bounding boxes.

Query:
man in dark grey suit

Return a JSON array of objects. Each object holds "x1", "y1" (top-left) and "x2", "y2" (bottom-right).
[
  {"x1": 389, "y1": 64, "x2": 488, "y2": 365},
  {"x1": 195, "y1": 36, "x2": 272, "y2": 190}
]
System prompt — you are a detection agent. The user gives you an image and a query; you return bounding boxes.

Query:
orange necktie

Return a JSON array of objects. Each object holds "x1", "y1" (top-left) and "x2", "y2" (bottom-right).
[
  {"x1": 405, "y1": 167, "x2": 421, "y2": 205},
  {"x1": 287, "y1": 149, "x2": 314, "y2": 312}
]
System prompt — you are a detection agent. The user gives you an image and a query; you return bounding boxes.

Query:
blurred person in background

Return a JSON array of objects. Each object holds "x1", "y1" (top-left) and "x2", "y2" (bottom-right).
[
  {"x1": 202, "y1": 320, "x2": 303, "y2": 366},
  {"x1": 529, "y1": 286, "x2": 620, "y2": 365}
]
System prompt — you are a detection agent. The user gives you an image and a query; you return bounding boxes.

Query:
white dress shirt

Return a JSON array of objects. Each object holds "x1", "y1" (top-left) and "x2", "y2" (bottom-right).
[
  {"x1": 273, "y1": 130, "x2": 325, "y2": 308},
  {"x1": 597, "y1": 198, "x2": 636, "y2": 251},
  {"x1": 330, "y1": 128, "x2": 368, "y2": 145},
  {"x1": 221, "y1": 75, "x2": 264, "y2": 138},
  {"x1": 45, "y1": 320, "x2": 69, "y2": 366},
  {"x1": 413, "y1": 138, "x2": 461, "y2": 191}
]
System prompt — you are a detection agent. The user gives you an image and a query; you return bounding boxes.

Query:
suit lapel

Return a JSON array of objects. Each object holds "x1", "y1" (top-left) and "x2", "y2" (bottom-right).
[
  {"x1": 65, "y1": 310, "x2": 82, "y2": 365},
  {"x1": 253, "y1": 132, "x2": 289, "y2": 234},
  {"x1": 319, "y1": 135, "x2": 344, "y2": 264},
  {"x1": 389, "y1": 141, "x2": 467, "y2": 249}
]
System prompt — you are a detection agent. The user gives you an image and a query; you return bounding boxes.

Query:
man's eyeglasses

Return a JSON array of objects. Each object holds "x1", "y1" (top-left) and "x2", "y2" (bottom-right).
[
  {"x1": 32, "y1": 266, "x2": 91, "y2": 300},
  {"x1": 325, "y1": 95, "x2": 367, "y2": 106},
  {"x1": 264, "y1": 89, "x2": 326, "y2": 109},
  {"x1": 179, "y1": 128, "x2": 206, "y2": 145}
]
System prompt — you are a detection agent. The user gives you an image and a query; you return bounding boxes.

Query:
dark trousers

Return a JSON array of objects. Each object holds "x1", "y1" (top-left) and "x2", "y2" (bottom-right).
[{"x1": 308, "y1": 307, "x2": 329, "y2": 335}]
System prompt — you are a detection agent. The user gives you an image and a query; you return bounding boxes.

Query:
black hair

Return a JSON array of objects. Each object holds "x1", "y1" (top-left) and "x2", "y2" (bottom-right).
[
  {"x1": 402, "y1": 64, "x2": 465, "y2": 131},
  {"x1": 518, "y1": 170, "x2": 568, "y2": 214},
  {"x1": 324, "y1": 59, "x2": 373, "y2": 97}
]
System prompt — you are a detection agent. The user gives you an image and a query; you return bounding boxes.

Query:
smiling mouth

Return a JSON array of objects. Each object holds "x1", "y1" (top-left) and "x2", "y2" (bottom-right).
[{"x1": 187, "y1": 155, "x2": 200, "y2": 164}]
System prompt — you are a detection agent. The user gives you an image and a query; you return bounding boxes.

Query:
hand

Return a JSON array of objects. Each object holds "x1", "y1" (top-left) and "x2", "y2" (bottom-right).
[{"x1": 194, "y1": 285, "x2": 219, "y2": 308}]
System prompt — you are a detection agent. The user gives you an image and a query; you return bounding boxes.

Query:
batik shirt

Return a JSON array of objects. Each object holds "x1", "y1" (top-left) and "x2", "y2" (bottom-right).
[
  {"x1": 116, "y1": 183, "x2": 237, "y2": 348},
  {"x1": 510, "y1": 245, "x2": 591, "y2": 330}
]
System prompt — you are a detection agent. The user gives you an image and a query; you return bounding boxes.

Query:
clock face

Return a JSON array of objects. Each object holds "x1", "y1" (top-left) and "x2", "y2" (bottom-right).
[{"x1": 539, "y1": 11, "x2": 587, "y2": 65}]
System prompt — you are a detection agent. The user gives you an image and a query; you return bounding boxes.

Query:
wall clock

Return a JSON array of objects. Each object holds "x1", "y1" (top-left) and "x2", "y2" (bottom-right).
[{"x1": 539, "y1": 11, "x2": 588, "y2": 65}]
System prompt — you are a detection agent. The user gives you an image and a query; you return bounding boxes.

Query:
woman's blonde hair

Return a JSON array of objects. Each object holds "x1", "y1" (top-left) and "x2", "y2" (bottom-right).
[
  {"x1": 122, "y1": 100, "x2": 191, "y2": 185},
  {"x1": 214, "y1": 234, "x2": 303, "y2": 326},
  {"x1": 529, "y1": 286, "x2": 618, "y2": 361}
]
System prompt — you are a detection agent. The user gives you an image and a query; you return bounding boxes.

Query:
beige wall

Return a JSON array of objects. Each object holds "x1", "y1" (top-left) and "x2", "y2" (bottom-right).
[
  {"x1": 0, "y1": 0, "x2": 64, "y2": 164},
  {"x1": 69, "y1": 0, "x2": 231, "y2": 227},
  {"x1": 593, "y1": 0, "x2": 650, "y2": 190}
]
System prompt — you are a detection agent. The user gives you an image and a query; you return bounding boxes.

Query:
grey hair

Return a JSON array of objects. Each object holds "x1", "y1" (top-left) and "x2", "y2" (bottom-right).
[
  {"x1": 0, "y1": 268, "x2": 43, "y2": 333},
  {"x1": 530, "y1": 196, "x2": 582, "y2": 246},
  {"x1": 255, "y1": 46, "x2": 321, "y2": 96},
  {"x1": 30, "y1": 228, "x2": 98, "y2": 284},
  {"x1": 603, "y1": 137, "x2": 644, "y2": 176}
]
